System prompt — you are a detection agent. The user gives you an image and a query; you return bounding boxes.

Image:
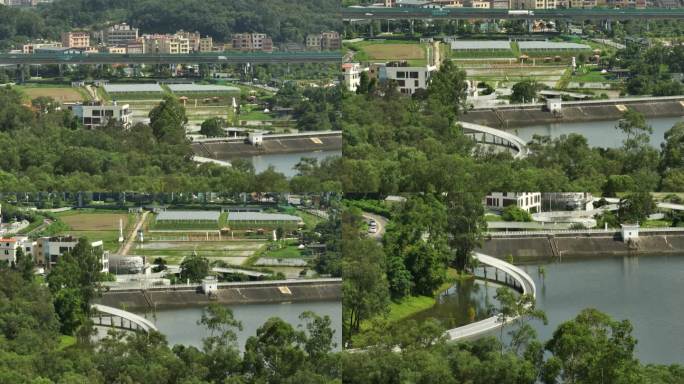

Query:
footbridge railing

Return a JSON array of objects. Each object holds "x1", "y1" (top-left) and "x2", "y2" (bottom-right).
[
  {"x1": 460, "y1": 121, "x2": 530, "y2": 159},
  {"x1": 445, "y1": 252, "x2": 536, "y2": 341},
  {"x1": 91, "y1": 304, "x2": 158, "y2": 333}
]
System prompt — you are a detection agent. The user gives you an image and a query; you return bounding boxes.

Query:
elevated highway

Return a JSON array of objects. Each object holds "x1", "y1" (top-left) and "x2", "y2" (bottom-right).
[
  {"x1": 0, "y1": 51, "x2": 342, "y2": 66},
  {"x1": 343, "y1": 7, "x2": 684, "y2": 21}
]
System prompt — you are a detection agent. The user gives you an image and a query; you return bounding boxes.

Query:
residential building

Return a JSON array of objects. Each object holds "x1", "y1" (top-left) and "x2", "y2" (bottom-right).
[
  {"x1": 379, "y1": 61, "x2": 435, "y2": 95},
  {"x1": 102, "y1": 23, "x2": 139, "y2": 45},
  {"x1": 126, "y1": 41, "x2": 145, "y2": 54},
  {"x1": 67, "y1": 101, "x2": 132, "y2": 129},
  {"x1": 464, "y1": 0, "x2": 491, "y2": 7},
  {"x1": 342, "y1": 63, "x2": 364, "y2": 92},
  {"x1": 384, "y1": 0, "x2": 396, "y2": 6},
  {"x1": 22, "y1": 41, "x2": 62, "y2": 54},
  {"x1": 176, "y1": 30, "x2": 201, "y2": 52},
  {"x1": 484, "y1": 193, "x2": 542, "y2": 213},
  {"x1": 490, "y1": 0, "x2": 510, "y2": 7},
  {"x1": 511, "y1": 0, "x2": 556, "y2": 7},
  {"x1": 232, "y1": 33, "x2": 272, "y2": 52},
  {"x1": 36, "y1": 236, "x2": 109, "y2": 272},
  {"x1": 0, "y1": 238, "x2": 18, "y2": 265},
  {"x1": 61, "y1": 31, "x2": 90, "y2": 48},
  {"x1": 306, "y1": 34, "x2": 322, "y2": 50},
  {"x1": 143, "y1": 34, "x2": 190, "y2": 54},
  {"x1": 102, "y1": 46, "x2": 127, "y2": 54},
  {"x1": 320, "y1": 31, "x2": 342, "y2": 50},
  {"x1": 199, "y1": 37, "x2": 213, "y2": 52}
]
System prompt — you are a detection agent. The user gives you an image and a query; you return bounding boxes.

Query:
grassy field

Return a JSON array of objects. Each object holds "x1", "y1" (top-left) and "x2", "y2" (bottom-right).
[
  {"x1": 520, "y1": 49, "x2": 592, "y2": 58},
  {"x1": 348, "y1": 40, "x2": 427, "y2": 65},
  {"x1": 57, "y1": 211, "x2": 130, "y2": 231},
  {"x1": 16, "y1": 85, "x2": 87, "y2": 102}
]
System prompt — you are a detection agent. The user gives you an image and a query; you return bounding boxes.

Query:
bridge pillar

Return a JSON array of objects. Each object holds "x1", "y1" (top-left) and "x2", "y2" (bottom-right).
[
  {"x1": 605, "y1": 19, "x2": 612, "y2": 32},
  {"x1": 410, "y1": 19, "x2": 414, "y2": 35},
  {"x1": 369, "y1": 22, "x2": 374, "y2": 38}
]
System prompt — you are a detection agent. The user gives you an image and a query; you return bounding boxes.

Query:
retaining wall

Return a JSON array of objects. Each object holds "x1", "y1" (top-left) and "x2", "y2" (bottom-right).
[
  {"x1": 462, "y1": 99, "x2": 684, "y2": 128},
  {"x1": 477, "y1": 233, "x2": 684, "y2": 261},
  {"x1": 96, "y1": 280, "x2": 341, "y2": 310}
]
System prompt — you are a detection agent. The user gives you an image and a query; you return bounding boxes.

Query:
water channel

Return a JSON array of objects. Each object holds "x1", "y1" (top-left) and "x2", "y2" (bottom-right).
[
  {"x1": 507, "y1": 116, "x2": 684, "y2": 148},
  {"x1": 416, "y1": 255, "x2": 684, "y2": 364},
  {"x1": 132, "y1": 300, "x2": 342, "y2": 351},
  {"x1": 251, "y1": 150, "x2": 341, "y2": 177}
]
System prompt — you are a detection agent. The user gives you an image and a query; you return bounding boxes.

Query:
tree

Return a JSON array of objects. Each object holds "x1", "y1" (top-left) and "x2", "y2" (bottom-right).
[
  {"x1": 13, "y1": 247, "x2": 34, "y2": 281},
  {"x1": 510, "y1": 80, "x2": 539, "y2": 104},
  {"x1": 445, "y1": 192, "x2": 486, "y2": 272},
  {"x1": 618, "y1": 191, "x2": 655, "y2": 224},
  {"x1": 659, "y1": 122, "x2": 684, "y2": 174},
  {"x1": 544, "y1": 309, "x2": 641, "y2": 384},
  {"x1": 495, "y1": 287, "x2": 547, "y2": 355},
  {"x1": 502, "y1": 206, "x2": 532, "y2": 222},
  {"x1": 342, "y1": 209, "x2": 389, "y2": 343},
  {"x1": 47, "y1": 238, "x2": 105, "y2": 335},
  {"x1": 427, "y1": 60, "x2": 468, "y2": 122},
  {"x1": 199, "y1": 117, "x2": 225, "y2": 137},
  {"x1": 149, "y1": 95, "x2": 188, "y2": 144},
  {"x1": 180, "y1": 254, "x2": 210, "y2": 283}
]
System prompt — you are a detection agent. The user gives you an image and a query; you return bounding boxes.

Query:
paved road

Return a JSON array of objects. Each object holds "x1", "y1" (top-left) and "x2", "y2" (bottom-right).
[{"x1": 362, "y1": 212, "x2": 387, "y2": 240}]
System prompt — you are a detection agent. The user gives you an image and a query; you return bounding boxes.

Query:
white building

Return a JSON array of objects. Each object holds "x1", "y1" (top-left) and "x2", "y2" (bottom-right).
[
  {"x1": 102, "y1": 23, "x2": 139, "y2": 45},
  {"x1": 68, "y1": 101, "x2": 132, "y2": 129},
  {"x1": 342, "y1": 63, "x2": 364, "y2": 92},
  {"x1": 36, "y1": 236, "x2": 109, "y2": 272},
  {"x1": 0, "y1": 238, "x2": 18, "y2": 265},
  {"x1": 379, "y1": 62, "x2": 435, "y2": 95},
  {"x1": 485, "y1": 192, "x2": 542, "y2": 213},
  {"x1": 621, "y1": 224, "x2": 639, "y2": 243}
]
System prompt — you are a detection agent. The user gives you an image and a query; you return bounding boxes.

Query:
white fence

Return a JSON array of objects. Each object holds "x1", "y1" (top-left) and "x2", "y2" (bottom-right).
[{"x1": 487, "y1": 227, "x2": 684, "y2": 237}]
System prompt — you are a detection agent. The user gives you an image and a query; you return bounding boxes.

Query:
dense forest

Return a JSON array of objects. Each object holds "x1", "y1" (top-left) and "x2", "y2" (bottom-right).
[
  {"x1": 3, "y1": 240, "x2": 682, "y2": 384},
  {"x1": 0, "y1": 0, "x2": 341, "y2": 49},
  {"x1": 0, "y1": 86, "x2": 342, "y2": 192},
  {"x1": 340, "y1": 61, "x2": 684, "y2": 193}
]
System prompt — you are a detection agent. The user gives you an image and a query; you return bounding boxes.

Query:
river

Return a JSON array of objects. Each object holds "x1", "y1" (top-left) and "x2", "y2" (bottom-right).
[
  {"x1": 508, "y1": 116, "x2": 684, "y2": 148},
  {"x1": 416, "y1": 255, "x2": 684, "y2": 364},
  {"x1": 132, "y1": 300, "x2": 342, "y2": 351},
  {"x1": 251, "y1": 150, "x2": 341, "y2": 177}
]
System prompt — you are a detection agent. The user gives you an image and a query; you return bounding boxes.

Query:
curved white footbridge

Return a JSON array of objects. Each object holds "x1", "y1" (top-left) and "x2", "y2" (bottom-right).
[
  {"x1": 445, "y1": 252, "x2": 536, "y2": 341},
  {"x1": 460, "y1": 121, "x2": 530, "y2": 160},
  {"x1": 91, "y1": 304, "x2": 158, "y2": 333}
]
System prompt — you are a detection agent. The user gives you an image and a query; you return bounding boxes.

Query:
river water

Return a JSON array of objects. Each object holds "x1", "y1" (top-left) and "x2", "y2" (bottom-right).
[
  {"x1": 132, "y1": 300, "x2": 342, "y2": 351},
  {"x1": 417, "y1": 255, "x2": 684, "y2": 364},
  {"x1": 251, "y1": 150, "x2": 341, "y2": 177},
  {"x1": 508, "y1": 116, "x2": 684, "y2": 148}
]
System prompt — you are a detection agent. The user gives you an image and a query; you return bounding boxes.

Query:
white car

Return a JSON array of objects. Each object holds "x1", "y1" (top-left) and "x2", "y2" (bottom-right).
[{"x1": 368, "y1": 225, "x2": 377, "y2": 234}]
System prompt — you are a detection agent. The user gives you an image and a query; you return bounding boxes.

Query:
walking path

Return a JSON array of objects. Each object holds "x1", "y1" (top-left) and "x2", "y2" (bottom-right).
[{"x1": 119, "y1": 211, "x2": 149, "y2": 255}]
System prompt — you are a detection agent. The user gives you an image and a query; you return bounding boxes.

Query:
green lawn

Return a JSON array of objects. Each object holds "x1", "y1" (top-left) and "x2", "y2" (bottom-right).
[
  {"x1": 451, "y1": 50, "x2": 515, "y2": 59},
  {"x1": 58, "y1": 335, "x2": 76, "y2": 350},
  {"x1": 571, "y1": 69, "x2": 612, "y2": 83},
  {"x1": 263, "y1": 244, "x2": 305, "y2": 259},
  {"x1": 642, "y1": 219, "x2": 672, "y2": 228}
]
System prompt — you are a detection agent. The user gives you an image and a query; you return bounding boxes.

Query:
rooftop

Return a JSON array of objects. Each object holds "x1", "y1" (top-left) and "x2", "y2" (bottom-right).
[
  {"x1": 156, "y1": 210, "x2": 221, "y2": 221},
  {"x1": 227, "y1": 212, "x2": 302, "y2": 222}
]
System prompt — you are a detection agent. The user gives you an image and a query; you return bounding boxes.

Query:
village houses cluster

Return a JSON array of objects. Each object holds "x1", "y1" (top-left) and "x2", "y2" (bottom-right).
[{"x1": 19, "y1": 23, "x2": 341, "y2": 55}]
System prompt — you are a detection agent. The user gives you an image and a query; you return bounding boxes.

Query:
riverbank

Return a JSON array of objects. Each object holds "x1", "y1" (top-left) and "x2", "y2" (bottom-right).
[
  {"x1": 477, "y1": 231, "x2": 684, "y2": 262},
  {"x1": 95, "y1": 279, "x2": 342, "y2": 310},
  {"x1": 461, "y1": 96, "x2": 684, "y2": 128}
]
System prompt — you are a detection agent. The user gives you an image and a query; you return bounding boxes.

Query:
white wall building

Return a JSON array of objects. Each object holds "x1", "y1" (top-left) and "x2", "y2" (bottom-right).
[
  {"x1": 342, "y1": 63, "x2": 364, "y2": 92},
  {"x1": 379, "y1": 63, "x2": 435, "y2": 95},
  {"x1": 485, "y1": 192, "x2": 542, "y2": 213},
  {"x1": 0, "y1": 238, "x2": 18, "y2": 264},
  {"x1": 36, "y1": 236, "x2": 109, "y2": 272},
  {"x1": 68, "y1": 101, "x2": 132, "y2": 129}
]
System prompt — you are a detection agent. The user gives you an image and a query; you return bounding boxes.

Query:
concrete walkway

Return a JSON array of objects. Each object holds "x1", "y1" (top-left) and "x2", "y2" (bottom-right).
[{"x1": 119, "y1": 211, "x2": 148, "y2": 255}]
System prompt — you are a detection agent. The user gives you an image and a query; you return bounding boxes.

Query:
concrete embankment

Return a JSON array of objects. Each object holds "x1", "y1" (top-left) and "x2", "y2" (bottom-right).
[
  {"x1": 191, "y1": 132, "x2": 342, "y2": 159},
  {"x1": 95, "y1": 279, "x2": 341, "y2": 310},
  {"x1": 461, "y1": 97, "x2": 684, "y2": 128},
  {"x1": 477, "y1": 232, "x2": 684, "y2": 262}
]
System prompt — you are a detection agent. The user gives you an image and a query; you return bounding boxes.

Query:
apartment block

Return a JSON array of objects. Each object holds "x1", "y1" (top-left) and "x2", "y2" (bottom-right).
[
  {"x1": 0, "y1": 238, "x2": 18, "y2": 265},
  {"x1": 143, "y1": 34, "x2": 190, "y2": 54},
  {"x1": 199, "y1": 37, "x2": 213, "y2": 52},
  {"x1": 306, "y1": 34, "x2": 322, "y2": 50},
  {"x1": 232, "y1": 33, "x2": 273, "y2": 52},
  {"x1": 61, "y1": 31, "x2": 90, "y2": 48},
  {"x1": 321, "y1": 31, "x2": 341, "y2": 50},
  {"x1": 102, "y1": 23, "x2": 139, "y2": 45}
]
